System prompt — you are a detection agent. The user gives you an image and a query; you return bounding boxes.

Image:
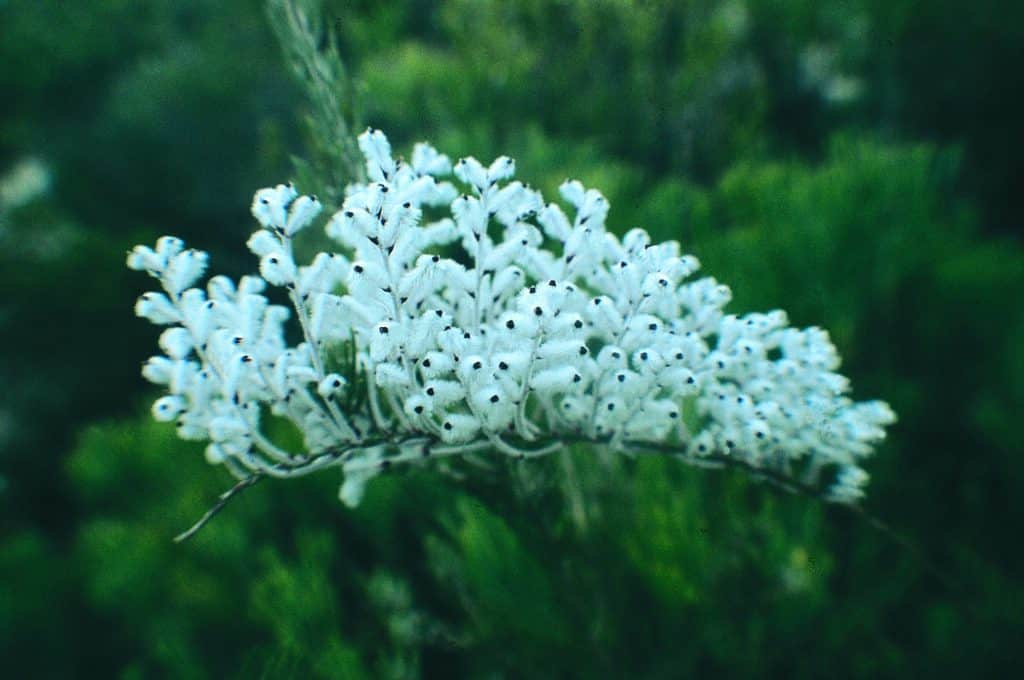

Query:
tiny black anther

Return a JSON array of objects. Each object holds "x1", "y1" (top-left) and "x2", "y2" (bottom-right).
[
  {"x1": 489, "y1": 394, "x2": 500, "y2": 403},
  {"x1": 506, "y1": 319, "x2": 515, "y2": 329},
  {"x1": 378, "y1": 326, "x2": 389, "y2": 334},
  {"x1": 648, "y1": 323, "x2": 658, "y2": 331},
  {"x1": 472, "y1": 360, "x2": 483, "y2": 370},
  {"x1": 574, "y1": 319, "x2": 583, "y2": 329},
  {"x1": 443, "y1": 422, "x2": 453, "y2": 430},
  {"x1": 426, "y1": 387, "x2": 435, "y2": 396},
  {"x1": 640, "y1": 352, "x2": 649, "y2": 361},
  {"x1": 534, "y1": 306, "x2": 543, "y2": 316},
  {"x1": 498, "y1": 361, "x2": 509, "y2": 370},
  {"x1": 414, "y1": 405, "x2": 424, "y2": 414},
  {"x1": 431, "y1": 255, "x2": 440, "y2": 263},
  {"x1": 354, "y1": 265, "x2": 364, "y2": 273},
  {"x1": 422, "y1": 359, "x2": 431, "y2": 367},
  {"x1": 617, "y1": 373, "x2": 626, "y2": 383}
]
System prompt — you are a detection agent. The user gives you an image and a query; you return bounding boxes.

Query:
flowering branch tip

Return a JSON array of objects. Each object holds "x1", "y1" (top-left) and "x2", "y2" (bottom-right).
[{"x1": 131, "y1": 128, "x2": 896, "y2": 520}]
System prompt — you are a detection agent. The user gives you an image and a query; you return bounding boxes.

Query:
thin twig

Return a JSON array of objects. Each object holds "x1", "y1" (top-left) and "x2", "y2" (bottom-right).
[{"x1": 174, "y1": 474, "x2": 264, "y2": 543}]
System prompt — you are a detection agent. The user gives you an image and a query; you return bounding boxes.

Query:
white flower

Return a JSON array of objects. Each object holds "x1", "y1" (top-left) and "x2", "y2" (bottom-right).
[{"x1": 130, "y1": 128, "x2": 896, "y2": 508}]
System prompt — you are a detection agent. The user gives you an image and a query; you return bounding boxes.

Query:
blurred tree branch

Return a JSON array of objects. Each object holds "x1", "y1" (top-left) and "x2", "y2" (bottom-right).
[{"x1": 267, "y1": 0, "x2": 366, "y2": 208}]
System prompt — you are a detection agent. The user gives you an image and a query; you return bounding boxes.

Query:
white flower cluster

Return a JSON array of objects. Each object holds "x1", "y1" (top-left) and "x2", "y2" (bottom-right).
[{"x1": 129, "y1": 129, "x2": 895, "y2": 506}]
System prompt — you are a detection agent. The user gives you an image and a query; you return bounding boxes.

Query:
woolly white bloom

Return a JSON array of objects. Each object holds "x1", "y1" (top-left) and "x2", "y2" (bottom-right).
[{"x1": 130, "y1": 128, "x2": 896, "y2": 509}]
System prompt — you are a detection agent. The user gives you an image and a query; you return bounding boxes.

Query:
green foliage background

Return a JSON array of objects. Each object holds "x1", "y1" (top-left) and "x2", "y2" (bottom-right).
[{"x1": 1, "y1": 0, "x2": 1022, "y2": 676}]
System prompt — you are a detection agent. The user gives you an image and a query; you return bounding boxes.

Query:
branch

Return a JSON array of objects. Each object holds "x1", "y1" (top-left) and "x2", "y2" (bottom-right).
[
  {"x1": 172, "y1": 435, "x2": 425, "y2": 541},
  {"x1": 174, "y1": 473, "x2": 264, "y2": 543},
  {"x1": 176, "y1": 427, "x2": 960, "y2": 594}
]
